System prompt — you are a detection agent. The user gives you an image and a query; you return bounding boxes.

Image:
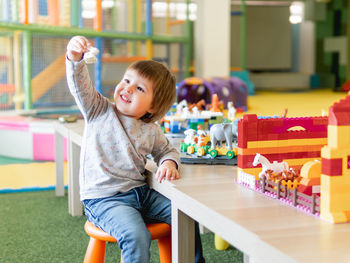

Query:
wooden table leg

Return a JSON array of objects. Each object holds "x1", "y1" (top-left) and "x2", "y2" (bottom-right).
[
  {"x1": 55, "y1": 130, "x2": 65, "y2": 197},
  {"x1": 68, "y1": 135, "x2": 82, "y2": 216},
  {"x1": 171, "y1": 203, "x2": 195, "y2": 263}
]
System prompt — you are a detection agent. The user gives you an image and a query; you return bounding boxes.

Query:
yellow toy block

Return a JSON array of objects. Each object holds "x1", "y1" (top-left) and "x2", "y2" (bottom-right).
[
  {"x1": 247, "y1": 138, "x2": 327, "y2": 148},
  {"x1": 321, "y1": 175, "x2": 350, "y2": 223},
  {"x1": 328, "y1": 125, "x2": 350, "y2": 147},
  {"x1": 284, "y1": 158, "x2": 321, "y2": 167},
  {"x1": 300, "y1": 160, "x2": 321, "y2": 179},
  {"x1": 321, "y1": 145, "x2": 350, "y2": 160},
  {"x1": 278, "y1": 145, "x2": 324, "y2": 156},
  {"x1": 322, "y1": 175, "x2": 350, "y2": 193},
  {"x1": 321, "y1": 210, "x2": 350, "y2": 223}
]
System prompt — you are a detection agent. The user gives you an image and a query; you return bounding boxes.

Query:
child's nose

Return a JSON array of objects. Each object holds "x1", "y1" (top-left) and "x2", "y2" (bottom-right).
[{"x1": 125, "y1": 84, "x2": 136, "y2": 94}]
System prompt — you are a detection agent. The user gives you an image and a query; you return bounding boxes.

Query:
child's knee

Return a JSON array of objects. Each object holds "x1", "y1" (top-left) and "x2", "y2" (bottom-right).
[
  {"x1": 121, "y1": 226, "x2": 151, "y2": 249},
  {"x1": 134, "y1": 228, "x2": 151, "y2": 245},
  {"x1": 119, "y1": 227, "x2": 151, "y2": 262}
]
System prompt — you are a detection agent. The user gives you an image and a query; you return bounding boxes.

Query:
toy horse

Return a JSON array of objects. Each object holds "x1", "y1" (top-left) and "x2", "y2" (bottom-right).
[{"x1": 252, "y1": 153, "x2": 289, "y2": 179}]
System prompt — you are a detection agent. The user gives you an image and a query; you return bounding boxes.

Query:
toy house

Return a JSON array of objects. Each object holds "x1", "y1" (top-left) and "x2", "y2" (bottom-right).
[{"x1": 237, "y1": 93, "x2": 350, "y2": 223}]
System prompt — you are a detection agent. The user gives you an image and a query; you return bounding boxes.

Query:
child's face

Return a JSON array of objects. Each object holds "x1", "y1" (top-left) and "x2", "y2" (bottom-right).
[{"x1": 114, "y1": 69, "x2": 155, "y2": 119}]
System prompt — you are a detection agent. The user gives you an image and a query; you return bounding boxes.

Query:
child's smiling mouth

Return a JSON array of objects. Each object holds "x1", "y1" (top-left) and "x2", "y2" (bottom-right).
[{"x1": 120, "y1": 94, "x2": 131, "y2": 103}]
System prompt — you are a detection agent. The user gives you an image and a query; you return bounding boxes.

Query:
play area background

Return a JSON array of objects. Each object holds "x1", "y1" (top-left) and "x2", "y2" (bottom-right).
[
  {"x1": 0, "y1": 89, "x2": 346, "y2": 193},
  {"x1": 0, "y1": 156, "x2": 68, "y2": 193}
]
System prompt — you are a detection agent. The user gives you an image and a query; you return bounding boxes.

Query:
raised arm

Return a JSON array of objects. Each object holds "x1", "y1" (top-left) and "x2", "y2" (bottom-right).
[{"x1": 66, "y1": 36, "x2": 108, "y2": 121}]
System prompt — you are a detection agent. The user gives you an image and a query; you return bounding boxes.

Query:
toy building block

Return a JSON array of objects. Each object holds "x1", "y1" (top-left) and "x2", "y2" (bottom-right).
[
  {"x1": 320, "y1": 93, "x2": 350, "y2": 223},
  {"x1": 84, "y1": 46, "x2": 99, "y2": 64},
  {"x1": 298, "y1": 160, "x2": 321, "y2": 195},
  {"x1": 341, "y1": 80, "x2": 350, "y2": 92}
]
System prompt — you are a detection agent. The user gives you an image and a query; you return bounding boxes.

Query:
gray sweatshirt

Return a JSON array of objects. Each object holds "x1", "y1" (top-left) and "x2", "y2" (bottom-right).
[{"x1": 66, "y1": 59, "x2": 180, "y2": 201}]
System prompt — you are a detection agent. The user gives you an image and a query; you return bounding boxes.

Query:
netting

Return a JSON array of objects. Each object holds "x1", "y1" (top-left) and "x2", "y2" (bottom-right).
[
  {"x1": 0, "y1": 0, "x2": 190, "y2": 111},
  {"x1": 0, "y1": 31, "x2": 17, "y2": 110}
]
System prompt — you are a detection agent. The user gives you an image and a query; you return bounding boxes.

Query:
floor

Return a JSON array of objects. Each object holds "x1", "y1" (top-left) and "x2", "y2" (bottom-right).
[{"x1": 243, "y1": 89, "x2": 347, "y2": 117}]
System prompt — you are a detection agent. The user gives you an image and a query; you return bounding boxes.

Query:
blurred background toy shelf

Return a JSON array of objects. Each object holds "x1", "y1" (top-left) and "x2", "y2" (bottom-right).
[{"x1": 0, "y1": 0, "x2": 193, "y2": 111}]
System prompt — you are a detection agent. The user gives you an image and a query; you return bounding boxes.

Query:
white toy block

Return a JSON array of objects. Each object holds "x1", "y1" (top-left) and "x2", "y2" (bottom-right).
[{"x1": 84, "y1": 46, "x2": 100, "y2": 64}]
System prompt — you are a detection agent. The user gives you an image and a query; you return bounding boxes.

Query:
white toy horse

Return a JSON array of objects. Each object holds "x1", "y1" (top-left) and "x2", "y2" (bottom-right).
[{"x1": 252, "y1": 153, "x2": 289, "y2": 179}]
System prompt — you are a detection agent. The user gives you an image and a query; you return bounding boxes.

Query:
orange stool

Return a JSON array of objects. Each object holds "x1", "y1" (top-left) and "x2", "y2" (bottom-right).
[{"x1": 83, "y1": 220, "x2": 171, "y2": 263}]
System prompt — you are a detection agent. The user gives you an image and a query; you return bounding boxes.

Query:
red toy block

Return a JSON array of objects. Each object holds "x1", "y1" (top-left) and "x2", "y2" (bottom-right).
[
  {"x1": 238, "y1": 114, "x2": 258, "y2": 148},
  {"x1": 298, "y1": 184, "x2": 313, "y2": 195},
  {"x1": 322, "y1": 158, "x2": 343, "y2": 176},
  {"x1": 329, "y1": 94, "x2": 350, "y2": 126},
  {"x1": 341, "y1": 80, "x2": 350, "y2": 91}
]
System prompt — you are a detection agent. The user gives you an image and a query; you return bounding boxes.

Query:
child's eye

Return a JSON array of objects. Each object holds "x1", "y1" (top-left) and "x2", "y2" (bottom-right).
[
  {"x1": 124, "y1": 78, "x2": 130, "y2": 84},
  {"x1": 137, "y1": 86, "x2": 145, "y2": 92}
]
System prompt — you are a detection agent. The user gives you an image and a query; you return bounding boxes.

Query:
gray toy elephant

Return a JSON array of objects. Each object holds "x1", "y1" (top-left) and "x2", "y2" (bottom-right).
[{"x1": 210, "y1": 122, "x2": 238, "y2": 150}]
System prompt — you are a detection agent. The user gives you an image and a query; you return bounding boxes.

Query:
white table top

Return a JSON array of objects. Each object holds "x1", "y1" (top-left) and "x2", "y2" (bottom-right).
[
  {"x1": 54, "y1": 119, "x2": 84, "y2": 138},
  {"x1": 148, "y1": 163, "x2": 350, "y2": 263}
]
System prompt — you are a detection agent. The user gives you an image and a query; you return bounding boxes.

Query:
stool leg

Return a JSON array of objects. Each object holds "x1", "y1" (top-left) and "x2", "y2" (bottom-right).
[
  {"x1": 83, "y1": 237, "x2": 107, "y2": 263},
  {"x1": 158, "y1": 236, "x2": 172, "y2": 263}
]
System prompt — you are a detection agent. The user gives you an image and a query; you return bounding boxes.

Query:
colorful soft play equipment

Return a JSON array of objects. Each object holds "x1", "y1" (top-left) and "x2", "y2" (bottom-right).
[
  {"x1": 177, "y1": 77, "x2": 248, "y2": 110},
  {"x1": 0, "y1": 0, "x2": 192, "y2": 111},
  {"x1": 0, "y1": 115, "x2": 67, "y2": 161},
  {"x1": 0, "y1": 161, "x2": 68, "y2": 193}
]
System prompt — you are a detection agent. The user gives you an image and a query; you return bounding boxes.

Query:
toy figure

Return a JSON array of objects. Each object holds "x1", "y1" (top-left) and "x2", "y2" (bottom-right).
[
  {"x1": 227, "y1": 101, "x2": 236, "y2": 121},
  {"x1": 83, "y1": 46, "x2": 99, "y2": 64},
  {"x1": 184, "y1": 129, "x2": 197, "y2": 145},
  {"x1": 209, "y1": 121, "x2": 238, "y2": 150},
  {"x1": 252, "y1": 153, "x2": 289, "y2": 179}
]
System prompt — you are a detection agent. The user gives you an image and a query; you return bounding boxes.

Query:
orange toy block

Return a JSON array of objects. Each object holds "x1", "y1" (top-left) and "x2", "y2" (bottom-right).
[{"x1": 300, "y1": 160, "x2": 322, "y2": 179}]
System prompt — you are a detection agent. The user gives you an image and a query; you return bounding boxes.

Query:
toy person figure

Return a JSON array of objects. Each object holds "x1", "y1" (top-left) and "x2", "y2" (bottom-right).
[{"x1": 66, "y1": 36, "x2": 205, "y2": 263}]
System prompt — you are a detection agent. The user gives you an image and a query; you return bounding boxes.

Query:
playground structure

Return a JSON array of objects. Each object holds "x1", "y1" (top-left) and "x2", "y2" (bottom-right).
[
  {"x1": 0, "y1": 115, "x2": 67, "y2": 161},
  {"x1": 0, "y1": 0, "x2": 193, "y2": 111},
  {"x1": 237, "y1": 92, "x2": 350, "y2": 223}
]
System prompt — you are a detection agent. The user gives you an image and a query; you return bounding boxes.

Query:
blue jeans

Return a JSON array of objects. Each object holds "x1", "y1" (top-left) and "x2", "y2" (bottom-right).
[{"x1": 83, "y1": 184, "x2": 205, "y2": 263}]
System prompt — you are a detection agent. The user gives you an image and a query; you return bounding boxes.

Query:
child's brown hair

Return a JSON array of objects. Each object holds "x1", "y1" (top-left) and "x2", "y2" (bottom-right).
[{"x1": 127, "y1": 60, "x2": 177, "y2": 123}]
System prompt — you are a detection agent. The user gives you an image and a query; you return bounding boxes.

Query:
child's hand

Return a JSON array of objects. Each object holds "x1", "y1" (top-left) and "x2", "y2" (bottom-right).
[
  {"x1": 156, "y1": 160, "x2": 180, "y2": 183},
  {"x1": 66, "y1": 36, "x2": 91, "y2": 62}
]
